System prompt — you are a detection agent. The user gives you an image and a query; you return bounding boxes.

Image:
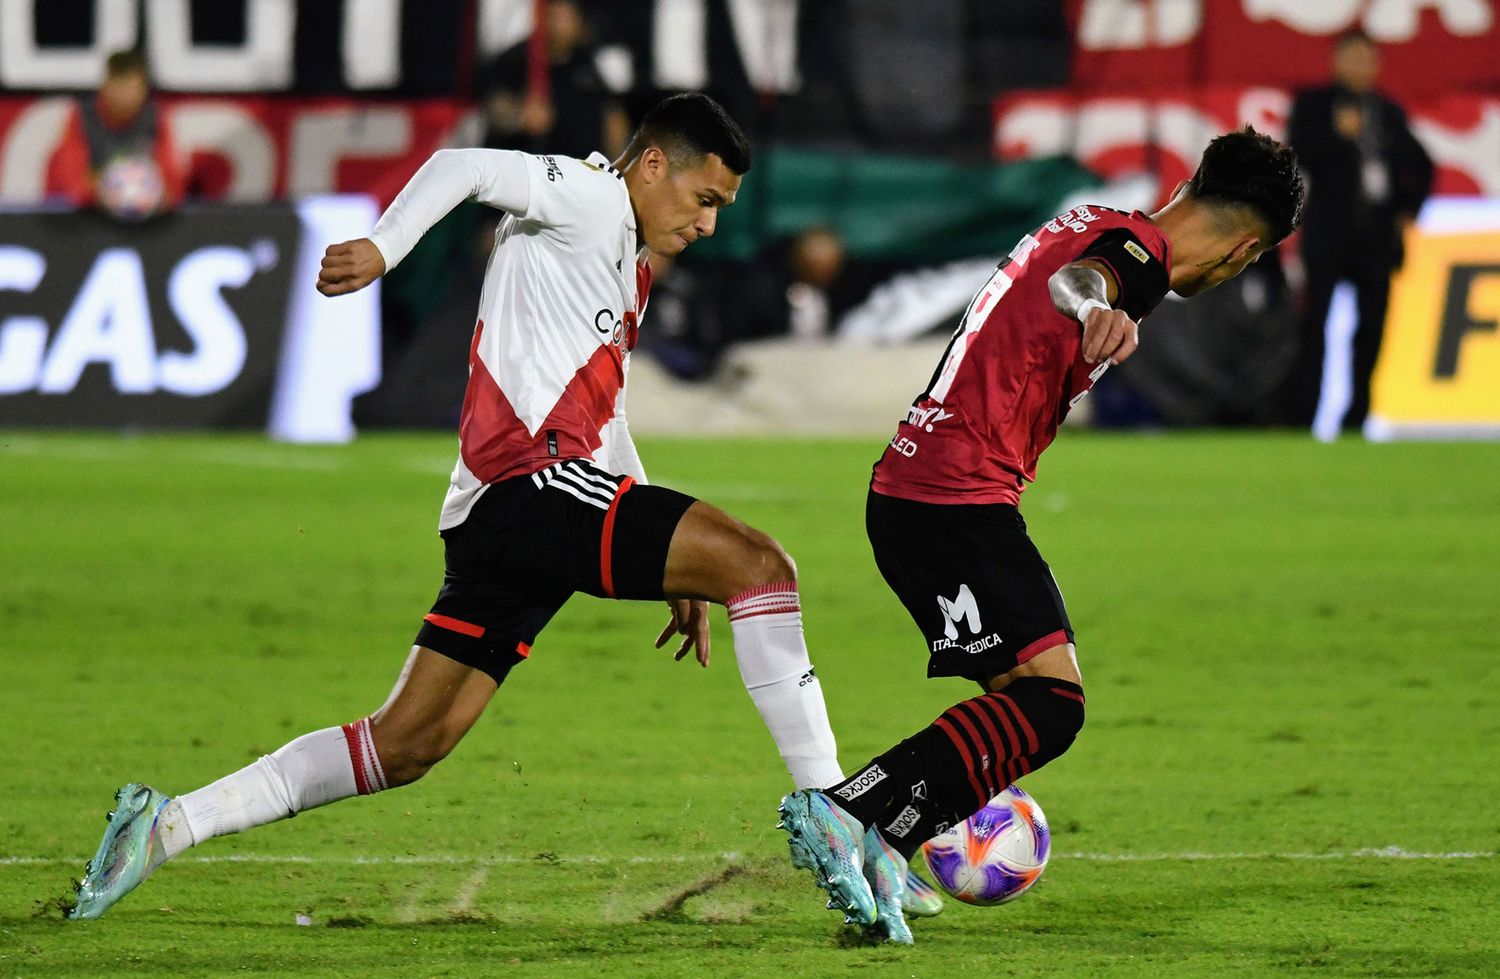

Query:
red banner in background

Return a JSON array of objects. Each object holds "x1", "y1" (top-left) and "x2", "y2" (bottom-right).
[
  {"x1": 1067, "y1": 0, "x2": 1500, "y2": 99},
  {"x1": 0, "y1": 96, "x2": 478, "y2": 208},
  {"x1": 994, "y1": 88, "x2": 1500, "y2": 206}
]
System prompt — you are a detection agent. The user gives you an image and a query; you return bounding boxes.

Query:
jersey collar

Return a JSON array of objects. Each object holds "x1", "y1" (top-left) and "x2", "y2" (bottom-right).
[{"x1": 588, "y1": 150, "x2": 648, "y2": 261}]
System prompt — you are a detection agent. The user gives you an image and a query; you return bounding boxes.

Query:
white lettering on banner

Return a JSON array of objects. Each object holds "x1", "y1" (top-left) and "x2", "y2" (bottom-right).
[
  {"x1": 160, "y1": 247, "x2": 265, "y2": 396},
  {"x1": 0, "y1": 0, "x2": 138, "y2": 90},
  {"x1": 1077, "y1": 0, "x2": 1203, "y2": 50},
  {"x1": 0, "y1": 247, "x2": 49, "y2": 394},
  {"x1": 0, "y1": 244, "x2": 273, "y2": 397},
  {"x1": 1245, "y1": 0, "x2": 1494, "y2": 39},
  {"x1": 166, "y1": 104, "x2": 278, "y2": 202},
  {"x1": 0, "y1": 98, "x2": 72, "y2": 203},
  {"x1": 342, "y1": 0, "x2": 402, "y2": 90},
  {"x1": 1413, "y1": 107, "x2": 1500, "y2": 196},
  {"x1": 995, "y1": 89, "x2": 1500, "y2": 204},
  {"x1": 41, "y1": 249, "x2": 158, "y2": 394},
  {"x1": 147, "y1": 0, "x2": 293, "y2": 92},
  {"x1": 654, "y1": 0, "x2": 800, "y2": 93},
  {"x1": 288, "y1": 108, "x2": 413, "y2": 196}
]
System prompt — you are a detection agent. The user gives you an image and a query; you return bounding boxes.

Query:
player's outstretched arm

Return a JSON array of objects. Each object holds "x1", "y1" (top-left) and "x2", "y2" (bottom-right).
[
  {"x1": 316, "y1": 238, "x2": 386, "y2": 296},
  {"x1": 316, "y1": 149, "x2": 534, "y2": 298}
]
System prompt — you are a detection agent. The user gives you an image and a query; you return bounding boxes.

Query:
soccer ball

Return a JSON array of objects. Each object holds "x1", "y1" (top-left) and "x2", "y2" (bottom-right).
[
  {"x1": 920, "y1": 785, "x2": 1050, "y2": 906},
  {"x1": 98, "y1": 155, "x2": 165, "y2": 221}
]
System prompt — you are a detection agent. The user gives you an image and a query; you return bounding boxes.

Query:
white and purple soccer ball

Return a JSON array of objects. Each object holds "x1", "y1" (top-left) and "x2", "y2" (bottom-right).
[{"x1": 920, "y1": 785, "x2": 1050, "y2": 906}]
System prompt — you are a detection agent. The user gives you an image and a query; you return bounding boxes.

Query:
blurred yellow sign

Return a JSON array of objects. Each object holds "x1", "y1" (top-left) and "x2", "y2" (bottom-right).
[{"x1": 1371, "y1": 200, "x2": 1500, "y2": 437}]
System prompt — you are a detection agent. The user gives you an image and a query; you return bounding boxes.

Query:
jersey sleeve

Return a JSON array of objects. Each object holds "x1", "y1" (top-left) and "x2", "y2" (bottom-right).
[
  {"x1": 369, "y1": 148, "x2": 532, "y2": 271},
  {"x1": 1078, "y1": 226, "x2": 1170, "y2": 321}
]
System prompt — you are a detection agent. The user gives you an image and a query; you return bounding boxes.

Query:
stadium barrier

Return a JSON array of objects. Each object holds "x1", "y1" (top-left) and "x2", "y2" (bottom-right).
[{"x1": 0, "y1": 197, "x2": 379, "y2": 441}]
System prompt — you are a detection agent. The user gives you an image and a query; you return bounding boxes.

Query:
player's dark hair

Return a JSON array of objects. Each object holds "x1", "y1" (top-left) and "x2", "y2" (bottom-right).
[
  {"x1": 105, "y1": 49, "x2": 148, "y2": 78},
  {"x1": 1188, "y1": 126, "x2": 1305, "y2": 244},
  {"x1": 623, "y1": 93, "x2": 751, "y2": 175}
]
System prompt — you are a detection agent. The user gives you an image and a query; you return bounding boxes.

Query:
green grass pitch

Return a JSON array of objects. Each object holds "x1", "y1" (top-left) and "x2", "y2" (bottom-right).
[{"x1": 2, "y1": 431, "x2": 1498, "y2": 977}]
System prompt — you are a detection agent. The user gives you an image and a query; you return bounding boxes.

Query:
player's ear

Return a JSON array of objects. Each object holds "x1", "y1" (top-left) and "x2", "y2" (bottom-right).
[
  {"x1": 1227, "y1": 236, "x2": 1260, "y2": 264},
  {"x1": 1170, "y1": 179, "x2": 1190, "y2": 200},
  {"x1": 640, "y1": 146, "x2": 668, "y2": 184}
]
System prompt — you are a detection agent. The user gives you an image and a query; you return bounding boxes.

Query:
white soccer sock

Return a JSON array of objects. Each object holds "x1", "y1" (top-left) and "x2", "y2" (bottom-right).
[
  {"x1": 168, "y1": 718, "x2": 387, "y2": 858},
  {"x1": 727, "y1": 583, "x2": 845, "y2": 790}
]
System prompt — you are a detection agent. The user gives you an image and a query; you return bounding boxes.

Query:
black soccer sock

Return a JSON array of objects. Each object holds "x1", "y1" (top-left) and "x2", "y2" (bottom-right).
[{"x1": 826, "y1": 677, "x2": 1085, "y2": 859}]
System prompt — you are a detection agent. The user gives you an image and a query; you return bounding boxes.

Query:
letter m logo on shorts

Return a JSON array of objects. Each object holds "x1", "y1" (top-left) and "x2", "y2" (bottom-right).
[{"x1": 937, "y1": 583, "x2": 981, "y2": 641}]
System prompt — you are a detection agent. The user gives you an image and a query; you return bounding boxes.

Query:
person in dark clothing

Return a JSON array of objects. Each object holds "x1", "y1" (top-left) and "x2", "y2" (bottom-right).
[
  {"x1": 1286, "y1": 29, "x2": 1433, "y2": 432},
  {"x1": 480, "y1": 0, "x2": 629, "y2": 158}
]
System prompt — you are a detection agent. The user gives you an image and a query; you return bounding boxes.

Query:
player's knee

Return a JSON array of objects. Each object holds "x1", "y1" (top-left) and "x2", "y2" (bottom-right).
[
  {"x1": 734, "y1": 527, "x2": 798, "y2": 588},
  {"x1": 994, "y1": 675, "x2": 1086, "y2": 765}
]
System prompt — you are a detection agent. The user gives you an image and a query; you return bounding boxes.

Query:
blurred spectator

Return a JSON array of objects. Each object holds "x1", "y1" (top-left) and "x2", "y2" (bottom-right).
[
  {"x1": 49, "y1": 49, "x2": 184, "y2": 220},
  {"x1": 1286, "y1": 29, "x2": 1432, "y2": 432},
  {"x1": 640, "y1": 227, "x2": 884, "y2": 380},
  {"x1": 724, "y1": 227, "x2": 872, "y2": 345},
  {"x1": 481, "y1": 0, "x2": 629, "y2": 158}
]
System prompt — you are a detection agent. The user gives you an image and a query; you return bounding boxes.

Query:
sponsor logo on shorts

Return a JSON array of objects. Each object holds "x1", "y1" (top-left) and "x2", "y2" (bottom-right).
[
  {"x1": 1124, "y1": 239, "x2": 1151, "y2": 264},
  {"x1": 884, "y1": 805, "x2": 922, "y2": 838},
  {"x1": 798, "y1": 668, "x2": 818, "y2": 687},
  {"x1": 930, "y1": 632, "x2": 1005, "y2": 656},
  {"x1": 833, "y1": 765, "x2": 887, "y2": 802},
  {"x1": 937, "y1": 583, "x2": 981, "y2": 641}
]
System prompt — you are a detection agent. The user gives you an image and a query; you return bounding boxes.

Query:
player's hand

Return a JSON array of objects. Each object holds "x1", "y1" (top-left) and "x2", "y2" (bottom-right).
[
  {"x1": 656, "y1": 599, "x2": 711, "y2": 668},
  {"x1": 1081, "y1": 306, "x2": 1140, "y2": 366},
  {"x1": 316, "y1": 238, "x2": 386, "y2": 296}
]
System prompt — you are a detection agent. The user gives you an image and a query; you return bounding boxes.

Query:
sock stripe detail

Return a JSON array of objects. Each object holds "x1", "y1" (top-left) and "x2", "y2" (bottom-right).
[
  {"x1": 1051, "y1": 686, "x2": 1086, "y2": 704},
  {"x1": 341, "y1": 718, "x2": 386, "y2": 795},
  {"x1": 942, "y1": 707, "x2": 997, "y2": 802},
  {"x1": 342, "y1": 721, "x2": 369, "y2": 795},
  {"x1": 952, "y1": 701, "x2": 1007, "y2": 797},
  {"x1": 933, "y1": 716, "x2": 988, "y2": 806},
  {"x1": 726, "y1": 582, "x2": 800, "y2": 621},
  {"x1": 991, "y1": 693, "x2": 1040, "y2": 756},
  {"x1": 968, "y1": 696, "x2": 1021, "y2": 761}
]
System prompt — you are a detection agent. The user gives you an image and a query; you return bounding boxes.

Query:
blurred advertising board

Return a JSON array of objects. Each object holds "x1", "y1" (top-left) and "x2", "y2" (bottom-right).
[
  {"x1": 1368, "y1": 197, "x2": 1500, "y2": 440},
  {"x1": 0, "y1": 96, "x2": 475, "y2": 209},
  {"x1": 994, "y1": 87, "x2": 1500, "y2": 208},
  {"x1": 0, "y1": 196, "x2": 379, "y2": 442}
]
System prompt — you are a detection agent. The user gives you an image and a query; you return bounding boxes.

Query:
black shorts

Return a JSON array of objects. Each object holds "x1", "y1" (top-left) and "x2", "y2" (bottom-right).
[
  {"x1": 415, "y1": 460, "x2": 697, "y2": 684},
  {"x1": 866, "y1": 489, "x2": 1073, "y2": 683}
]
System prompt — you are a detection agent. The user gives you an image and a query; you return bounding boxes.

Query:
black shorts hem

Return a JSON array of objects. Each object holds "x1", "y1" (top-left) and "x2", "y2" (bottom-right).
[{"x1": 415, "y1": 616, "x2": 528, "y2": 686}]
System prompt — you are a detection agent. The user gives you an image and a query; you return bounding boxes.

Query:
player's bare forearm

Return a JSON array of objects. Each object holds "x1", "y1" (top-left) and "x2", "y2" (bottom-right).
[
  {"x1": 317, "y1": 238, "x2": 386, "y2": 296},
  {"x1": 1048, "y1": 261, "x2": 1113, "y2": 319},
  {"x1": 1050, "y1": 260, "x2": 1139, "y2": 365}
]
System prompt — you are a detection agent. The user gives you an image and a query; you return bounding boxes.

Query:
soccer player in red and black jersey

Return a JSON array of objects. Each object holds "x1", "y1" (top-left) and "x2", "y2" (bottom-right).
[{"x1": 778, "y1": 128, "x2": 1306, "y2": 936}]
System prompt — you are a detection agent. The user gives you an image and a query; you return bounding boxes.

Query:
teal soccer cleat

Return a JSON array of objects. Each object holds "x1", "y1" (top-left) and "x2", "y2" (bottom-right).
[
  {"x1": 861, "y1": 827, "x2": 914, "y2": 944},
  {"x1": 68, "y1": 783, "x2": 172, "y2": 920},
  {"x1": 777, "y1": 790, "x2": 877, "y2": 927},
  {"x1": 902, "y1": 866, "x2": 946, "y2": 918}
]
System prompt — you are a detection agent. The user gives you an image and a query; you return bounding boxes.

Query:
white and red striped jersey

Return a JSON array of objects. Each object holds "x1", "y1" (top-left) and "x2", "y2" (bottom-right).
[{"x1": 369, "y1": 149, "x2": 651, "y2": 529}]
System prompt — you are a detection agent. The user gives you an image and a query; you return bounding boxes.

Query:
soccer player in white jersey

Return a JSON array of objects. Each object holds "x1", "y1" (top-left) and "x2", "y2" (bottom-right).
[{"x1": 67, "y1": 94, "x2": 917, "y2": 940}]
